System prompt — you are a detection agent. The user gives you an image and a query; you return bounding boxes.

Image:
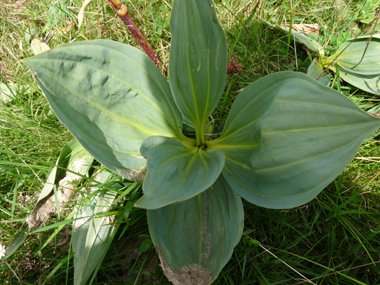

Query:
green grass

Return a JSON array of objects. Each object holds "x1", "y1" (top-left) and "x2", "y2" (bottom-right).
[{"x1": 1, "y1": 0, "x2": 380, "y2": 284}]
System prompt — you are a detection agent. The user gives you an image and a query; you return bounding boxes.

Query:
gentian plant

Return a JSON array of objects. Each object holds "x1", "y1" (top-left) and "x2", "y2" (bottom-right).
[
  {"x1": 24, "y1": 0, "x2": 380, "y2": 283},
  {"x1": 284, "y1": 26, "x2": 380, "y2": 94}
]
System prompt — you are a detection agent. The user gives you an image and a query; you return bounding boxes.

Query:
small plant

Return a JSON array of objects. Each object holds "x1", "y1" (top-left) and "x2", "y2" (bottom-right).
[
  {"x1": 286, "y1": 24, "x2": 380, "y2": 94},
  {"x1": 23, "y1": 0, "x2": 380, "y2": 284},
  {"x1": 321, "y1": 34, "x2": 380, "y2": 94}
]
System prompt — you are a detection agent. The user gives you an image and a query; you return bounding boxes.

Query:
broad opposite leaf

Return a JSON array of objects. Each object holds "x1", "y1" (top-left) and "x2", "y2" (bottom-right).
[
  {"x1": 147, "y1": 175, "x2": 244, "y2": 282},
  {"x1": 24, "y1": 40, "x2": 183, "y2": 174},
  {"x1": 169, "y1": 0, "x2": 227, "y2": 131},
  {"x1": 210, "y1": 72, "x2": 380, "y2": 209},
  {"x1": 135, "y1": 136, "x2": 225, "y2": 209},
  {"x1": 334, "y1": 35, "x2": 380, "y2": 75},
  {"x1": 338, "y1": 65, "x2": 380, "y2": 96}
]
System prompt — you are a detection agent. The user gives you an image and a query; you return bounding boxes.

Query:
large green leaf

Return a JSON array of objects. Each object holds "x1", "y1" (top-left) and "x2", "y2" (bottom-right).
[
  {"x1": 135, "y1": 136, "x2": 225, "y2": 209},
  {"x1": 208, "y1": 72, "x2": 380, "y2": 209},
  {"x1": 333, "y1": 35, "x2": 380, "y2": 75},
  {"x1": 73, "y1": 171, "x2": 117, "y2": 285},
  {"x1": 338, "y1": 65, "x2": 380, "y2": 96},
  {"x1": 23, "y1": 40, "x2": 183, "y2": 175},
  {"x1": 169, "y1": 0, "x2": 227, "y2": 134},
  {"x1": 147, "y1": 175, "x2": 244, "y2": 283}
]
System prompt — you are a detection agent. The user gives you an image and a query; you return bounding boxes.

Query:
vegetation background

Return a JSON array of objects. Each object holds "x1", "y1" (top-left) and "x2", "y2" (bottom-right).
[{"x1": 1, "y1": 0, "x2": 380, "y2": 284}]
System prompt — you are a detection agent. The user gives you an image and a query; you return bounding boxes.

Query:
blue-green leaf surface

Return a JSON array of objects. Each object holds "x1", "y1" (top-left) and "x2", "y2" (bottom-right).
[
  {"x1": 135, "y1": 136, "x2": 224, "y2": 209},
  {"x1": 307, "y1": 58, "x2": 330, "y2": 86},
  {"x1": 208, "y1": 72, "x2": 380, "y2": 209},
  {"x1": 23, "y1": 40, "x2": 183, "y2": 175},
  {"x1": 338, "y1": 65, "x2": 380, "y2": 95},
  {"x1": 333, "y1": 35, "x2": 380, "y2": 75},
  {"x1": 169, "y1": 0, "x2": 227, "y2": 132},
  {"x1": 147, "y1": 175, "x2": 244, "y2": 282}
]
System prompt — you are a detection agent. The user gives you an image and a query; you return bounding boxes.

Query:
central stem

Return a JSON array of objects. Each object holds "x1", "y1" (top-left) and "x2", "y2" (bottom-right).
[{"x1": 195, "y1": 122, "x2": 206, "y2": 147}]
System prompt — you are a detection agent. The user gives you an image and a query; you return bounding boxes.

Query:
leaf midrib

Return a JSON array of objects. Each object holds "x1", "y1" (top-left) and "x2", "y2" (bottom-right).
[
  {"x1": 263, "y1": 121, "x2": 376, "y2": 135},
  {"x1": 38, "y1": 69, "x2": 162, "y2": 137},
  {"x1": 37, "y1": 76, "x2": 142, "y2": 157},
  {"x1": 30, "y1": 48, "x2": 182, "y2": 136}
]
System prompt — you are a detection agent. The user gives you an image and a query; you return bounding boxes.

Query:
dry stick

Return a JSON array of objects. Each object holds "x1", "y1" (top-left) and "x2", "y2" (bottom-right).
[
  {"x1": 351, "y1": 14, "x2": 379, "y2": 70},
  {"x1": 334, "y1": 0, "x2": 357, "y2": 36},
  {"x1": 323, "y1": 19, "x2": 340, "y2": 49},
  {"x1": 259, "y1": 245, "x2": 317, "y2": 285},
  {"x1": 105, "y1": 0, "x2": 168, "y2": 76},
  {"x1": 244, "y1": 234, "x2": 317, "y2": 285},
  {"x1": 292, "y1": 260, "x2": 380, "y2": 285}
]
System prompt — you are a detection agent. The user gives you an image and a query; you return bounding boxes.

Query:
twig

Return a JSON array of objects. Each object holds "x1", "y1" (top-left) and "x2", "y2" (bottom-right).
[
  {"x1": 317, "y1": 11, "x2": 379, "y2": 80},
  {"x1": 104, "y1": 0, "x2": 168, "y2": 75},
  {"x1": 5, "y1": 261, "x2": 20, "y2": 282},
  {"x1": 355, "y1": 157, "x2": 380, "y2": 159},
  {"x1": 294, "y1": 34, "x2": 298, "y2": 70},
  {"x1": 293, "y1": 260, "x2": 380, "y2": 285},
  {"x1": 334, "y1": 0, "x2": 356, "y2": 36},
  {"x1": 259, "y1": 245, "x2": 317, "y2": 285},
  {"x1": 354, "y1": 157, "x2": 380, "y2": 163},
  {"x1": 323, "y1": 18, "x2": 340, "y2": 49},
  {"x1": 351, "y1": 14, "x2": 379, "y2": 70}
]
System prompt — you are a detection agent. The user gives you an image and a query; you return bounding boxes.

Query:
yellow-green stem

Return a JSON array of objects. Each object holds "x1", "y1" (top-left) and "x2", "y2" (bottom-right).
[
  {"x1": 195, "y1": 127, "x2": 201, "y2": 146},
  {"x1": 195, "y1": 122, "x2": 206, "y2": 147}
]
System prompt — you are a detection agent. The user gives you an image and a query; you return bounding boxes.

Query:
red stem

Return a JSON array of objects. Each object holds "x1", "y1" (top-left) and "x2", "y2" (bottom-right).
[{"x1": 105, "y1": 0, "x2": 168, "y2": 75}]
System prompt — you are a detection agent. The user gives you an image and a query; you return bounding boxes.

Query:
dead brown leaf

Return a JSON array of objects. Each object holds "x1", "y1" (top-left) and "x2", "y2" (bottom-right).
[
  {"x1": 31, "y1": 39, "x2": 51, "y2": 55},
  {"x1": 227, "y1": 59, "x2": 243, "y2": 74},
  {"x1": 59, "y1": 21, "x2": 76, "y2": 35},
  {"x1": 78, "y1": 0, "x2": 93, "y2": 29},
  {"x1": 280, "y1": 23, "x2": 320, "y2": 36}
]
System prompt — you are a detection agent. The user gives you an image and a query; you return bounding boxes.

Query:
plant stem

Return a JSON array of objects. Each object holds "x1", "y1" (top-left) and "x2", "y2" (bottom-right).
[
  {"x1": 195, "y1": 127, "x2": 202, "y2": 147},
  {"x1": 200, "y1": 129, "x2": 206, "y2": 146},
  {"x1": 198, "y1": 122, "x2": 206, "y2": 147},
  {"x1": 104, "y1": 0, "x2": 168, "y2": 75}
]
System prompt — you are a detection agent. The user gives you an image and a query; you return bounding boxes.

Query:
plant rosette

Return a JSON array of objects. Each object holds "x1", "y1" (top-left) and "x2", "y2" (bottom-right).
[
  {"x1": 23, "y1": 0, "x2": 380, "y2": 283},
  {"x1": 289, "y1": 29, "x2": 380, "y2": 95},
  {"x1": 322, "y1": 34, "x2": 380, "y2": 95}
]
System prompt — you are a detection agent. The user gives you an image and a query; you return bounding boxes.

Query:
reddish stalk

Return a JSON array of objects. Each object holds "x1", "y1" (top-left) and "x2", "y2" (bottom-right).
[{"x1": 105, "y1": 0, "x2": 168, "y2": 75}]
